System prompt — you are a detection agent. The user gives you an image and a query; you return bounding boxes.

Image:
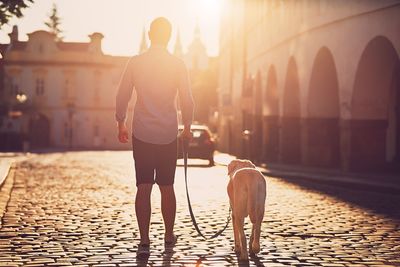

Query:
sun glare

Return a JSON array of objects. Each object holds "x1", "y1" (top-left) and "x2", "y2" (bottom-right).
[
  {"x1": 0, "y1": 0, "x2": 223, "y2": 56},
  {"x1": 194, "y1": 0, "x2": 222, "y2": 17}
]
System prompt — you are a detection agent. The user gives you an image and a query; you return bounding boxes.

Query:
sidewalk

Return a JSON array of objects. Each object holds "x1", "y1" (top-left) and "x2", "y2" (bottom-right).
[
  {"x1": 214, "y1": 152, "x2": 400, "y2": 194},
  {"x1": 0, "y1": 152, "x2": 29, "y2": 206},
  {"x1": 0, "y1": 158, "x2": 13, "y2": 187},
  {"x1": 0, "y1": 152, "x2": 29, "y2": 187},
  {"x1": 0, "y1": 155, "x2": 18, "y2": 229}
]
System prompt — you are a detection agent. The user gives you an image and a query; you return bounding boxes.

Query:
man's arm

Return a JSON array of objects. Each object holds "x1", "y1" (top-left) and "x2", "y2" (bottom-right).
[
  {"x1": 177, "y1": 61, "x2": 195, "y2": 140},
  {"x1": 115, "y1": 58, "x2": 135, "y2": 143}
]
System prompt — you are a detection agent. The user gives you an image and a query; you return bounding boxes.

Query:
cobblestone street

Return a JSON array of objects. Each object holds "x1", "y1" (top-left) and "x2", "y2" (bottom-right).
[{"x1": 0, "y1": 151, "x2": 399, "y2": 266}]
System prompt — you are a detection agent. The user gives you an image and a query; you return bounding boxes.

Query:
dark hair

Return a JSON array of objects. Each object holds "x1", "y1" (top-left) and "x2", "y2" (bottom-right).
[{"x1": 149, "y1": 17, "x2": 172, "y2": 45}]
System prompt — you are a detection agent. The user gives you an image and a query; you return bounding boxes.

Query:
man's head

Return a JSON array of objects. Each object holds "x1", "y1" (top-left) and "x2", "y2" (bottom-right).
[{"x1": 149, "y1": 17, "x2": 172, "y2": 46}]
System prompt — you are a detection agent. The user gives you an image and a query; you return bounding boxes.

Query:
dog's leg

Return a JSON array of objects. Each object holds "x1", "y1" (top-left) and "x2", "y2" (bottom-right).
[
  {"x1": 249, "y1": 224, "x2": 255, "y2": 254},
  {"x1": 232, "y1": 213, "x2": 241, "y2": 253},
  {"x1": 251, "y1": 221, "x2": 261, "y2": 254},
  {"x1": 228, "y1": 182, "x2": 240, "y2": 253},
  {"x1": 233, "y1": 180, "x2": 248, "y2": 260},
  {"x1": 235, "y1": 216, "x2": 248, "y2": 260},
  {"x1": 248, "y1": 180, "x2": 258, "y2": 255},
  {"x1": 248, "y1": 201, "x2": 257, "y2": 255},
  {"x1": 252, "y1": 183, "x2": 266, "y2": 255},
  {"x1": 231, "y1": 202, "x2": 240, "y2": 253}
]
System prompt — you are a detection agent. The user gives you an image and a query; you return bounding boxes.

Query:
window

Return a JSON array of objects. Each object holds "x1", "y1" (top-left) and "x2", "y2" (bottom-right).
[
  {"x1": 64, "y1": 122, "x2": 69, "y2": 139},
  {"x1": 10, "y1": 84, "x2": 18, "y2": 96},
  {"x1": 64, "y1": 79, "x2": 69, "y2": 98},
  {"x1": 94, "y1": 86, "x2": 100, "y2": 102},
  {"x1": 8, "y1": 77, "x2": 18, "y2": 96},
  {"x1": 93, "y1": 71, "x2": 101, "y2": 102},
  {"x1": 94, "y1": 125, "x2": 99, "y2": 136},
  {"x1": 36, "y1": 78, "x2": 45, "y2": 96},
  {"x1": 63, "y1": 72, "x2": 76, "y2": 99}
]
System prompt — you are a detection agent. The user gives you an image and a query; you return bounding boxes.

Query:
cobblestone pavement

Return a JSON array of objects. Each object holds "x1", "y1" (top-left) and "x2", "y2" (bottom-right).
[{"x1": 0, "y1": 151, "x2": 399, "y2": 267}]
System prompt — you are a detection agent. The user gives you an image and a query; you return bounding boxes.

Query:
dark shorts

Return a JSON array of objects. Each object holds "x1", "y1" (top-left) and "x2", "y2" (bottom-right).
[{"x1": 132, "y1": 135, "x2": 177, "y2": 186}]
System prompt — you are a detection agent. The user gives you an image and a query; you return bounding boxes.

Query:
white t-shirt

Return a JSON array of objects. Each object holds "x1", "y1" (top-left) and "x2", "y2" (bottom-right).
[{"x1": 115, "y1": 45, "x2": 194, "y2": 144}]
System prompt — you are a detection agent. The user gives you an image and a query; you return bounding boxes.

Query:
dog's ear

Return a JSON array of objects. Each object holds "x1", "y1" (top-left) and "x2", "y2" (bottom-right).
[
  {"x1": 227, "y1": 160, "x2": 239, "y2": 175},
  {"x1": 227, "y1": 162, "x2": 234, "y2": 175},
  {"x1": 241, "y1": 160, "x2": 256, "y2": 169},
  {"x1": 248, "y1": 160, "x2": 256, "y2": 168}
]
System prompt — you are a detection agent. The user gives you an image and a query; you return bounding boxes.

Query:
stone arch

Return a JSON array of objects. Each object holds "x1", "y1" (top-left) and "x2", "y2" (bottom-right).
[
  {"x1": 263, "y1": 65, "x2": 280, "y2": 162},
  {"x1": 265, "y1": 65, "x2": 279, "y2": 115},
  {"x1": 350, "y1": 36, "x2": 400, "y2": 171},
  {"x1": 252, "y1": 71, "x2": 263, "y2": 163},
  {"x1": 280, "y1": 57, "x2": 301, "y2": 163},
  {"x1": 305, "y1": 47, "x2": 340, "y2": 167},
  {"x1": 254, "y1": 71, "x2": 263, "y2": 115},
  {"x1": 282, "y1": 57, "x2": 301, "y2": 117}
]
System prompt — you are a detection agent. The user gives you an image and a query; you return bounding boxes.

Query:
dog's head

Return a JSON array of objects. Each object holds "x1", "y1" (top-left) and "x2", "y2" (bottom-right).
[{"x1": 227, "y1": 159, "x2": 256, "y2": 176}]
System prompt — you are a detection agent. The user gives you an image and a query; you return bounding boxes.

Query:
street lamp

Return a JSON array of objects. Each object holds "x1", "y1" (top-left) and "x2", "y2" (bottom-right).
[
  {"x1": 66, "y1": 102, "x2": 75, "y2": 149},
  {"x1": 6, "y1": 92, "x2": 29, "y2": 151},
  {"x1": 8, "y1": 91, "x2": 27, "y2": 117},
  {"x1": 16, "y1": 92, "x2": 27, "y2": 104},
  {"x1": 15, "y1": 92, "x2": 29, "y2": 152}
]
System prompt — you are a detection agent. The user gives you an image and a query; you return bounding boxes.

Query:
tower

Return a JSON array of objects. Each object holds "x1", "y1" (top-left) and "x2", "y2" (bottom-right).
[
  {"x1": 139, "y1": 27, "x2": 148, "y2": 54},
  {"x1": 173, "y1": 30, "x2": 183, "y2": 58},
  {"x1": 185, "y1": 21, "x2": 208, "y2": 71},
  {"x1": 89, "y1": 32, "x2": 104, "y2": 54},
  {"x1": 8, "y1": 25, "x2": 19, "y2": 44}
]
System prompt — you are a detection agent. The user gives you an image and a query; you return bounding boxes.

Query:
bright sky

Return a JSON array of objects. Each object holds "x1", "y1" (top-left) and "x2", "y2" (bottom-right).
[{"x1": 0, "y1": 0, "x2": 222, "y2": 56}]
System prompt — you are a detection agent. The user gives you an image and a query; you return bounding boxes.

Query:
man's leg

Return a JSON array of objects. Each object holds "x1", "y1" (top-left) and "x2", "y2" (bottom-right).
[
  {"x1": 155, "y1": 138, "x2": 177, "y2": 243},
  {"x1": 159, "y1": 185, "x2": 176, "y2": 242},
  {"x1": 135, "y1": 183, "x2": 153, "y2": 245}
]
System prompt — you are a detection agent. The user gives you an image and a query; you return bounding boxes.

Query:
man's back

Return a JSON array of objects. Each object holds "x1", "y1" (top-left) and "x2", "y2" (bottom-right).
[{"x1": 116, "y1": 45, "x2": 193, "y2": 144}]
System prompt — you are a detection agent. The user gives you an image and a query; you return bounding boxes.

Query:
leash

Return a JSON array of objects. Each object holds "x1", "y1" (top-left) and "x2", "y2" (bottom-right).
[{"x1": 182, "y1": 138, "x2": 231, "y2": 240}]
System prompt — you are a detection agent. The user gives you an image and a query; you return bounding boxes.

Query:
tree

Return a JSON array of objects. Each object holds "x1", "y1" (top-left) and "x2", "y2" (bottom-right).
[
  {"x1": 0, "y1": 0, "x2": 33, "y2": 27},
  {"x1": 45, "y1": 3, "x2": 63, "y2": 41}
]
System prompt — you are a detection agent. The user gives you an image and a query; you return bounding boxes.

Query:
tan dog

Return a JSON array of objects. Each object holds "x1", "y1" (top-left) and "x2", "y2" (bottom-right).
[{"x1": 227, "y1": 159, "x2": 266, "y2": 260}]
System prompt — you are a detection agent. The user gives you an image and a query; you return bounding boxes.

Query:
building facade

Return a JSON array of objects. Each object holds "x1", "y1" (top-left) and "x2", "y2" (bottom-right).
[
  {"x1": 0, "y1": 26, "x2": 131, "y2": 150},
  {"x1": 218, "y1": 0, "x2": 400, "y2": 172},
  {"x1": 181, "y1": 25, "x2": 218, "y2": 128}
]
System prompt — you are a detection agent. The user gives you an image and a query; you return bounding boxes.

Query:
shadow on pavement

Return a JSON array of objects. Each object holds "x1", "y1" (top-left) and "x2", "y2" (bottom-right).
[
  {"x1": 250, "y1": 254, "x2": 266, "y2": 266},
  {"x1": 281, "y1": 177, "x2": 400, "y2": 220},
  {"x1": 160, "y1": 248, "x2": 175, "y2": 266},
  {"x1": 192, "y1": 254, "x2": 266, "y2": 267},
  {"x1": 135, "y1": 257, "x2": 149, "y2": 266}
]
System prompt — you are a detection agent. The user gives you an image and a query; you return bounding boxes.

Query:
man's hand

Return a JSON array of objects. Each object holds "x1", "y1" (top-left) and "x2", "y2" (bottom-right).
[{"x1": 117, "y1": 123, "x2": 129, "y2": 143}]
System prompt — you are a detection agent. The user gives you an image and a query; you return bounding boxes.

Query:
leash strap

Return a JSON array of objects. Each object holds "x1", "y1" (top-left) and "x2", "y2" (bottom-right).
[{"x1": 182, "y1": 138, "x2": 231, "y2": 240}]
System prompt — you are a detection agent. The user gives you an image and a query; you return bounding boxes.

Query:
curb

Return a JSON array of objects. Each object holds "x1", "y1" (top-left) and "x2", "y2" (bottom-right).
[
  {"x1": 213, "y1": 153, "x2": 400, "y2": 195},
  {"x1": 0, "y1": 162, "x2": 15, "y2": 229},
  {"x1": 0, "y1": 160, "x2": 12, "y2": 188},
  {"x1": 260, "y1": 169, "x2": 400, "y2": 195}
]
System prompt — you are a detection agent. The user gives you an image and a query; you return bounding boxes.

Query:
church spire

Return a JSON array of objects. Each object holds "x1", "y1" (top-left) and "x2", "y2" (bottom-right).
[
  {"x1": 185, "y1": 20, "x2": 208, "y2": 71},
  {"x1": 194, "y1": 19, "x2": 201, "y2": 40},
  {"x1": 174, "y1": 29, "x2": 183, "y2": 58},
  {"x1": 139, "y1": 27, "x2": 148, "y2": 54}
]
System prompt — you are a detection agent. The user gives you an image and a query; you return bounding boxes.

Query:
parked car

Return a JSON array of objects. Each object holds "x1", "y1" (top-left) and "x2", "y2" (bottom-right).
[{"x1": 177, "y1": 124, "x2": 216, "y2": 166}]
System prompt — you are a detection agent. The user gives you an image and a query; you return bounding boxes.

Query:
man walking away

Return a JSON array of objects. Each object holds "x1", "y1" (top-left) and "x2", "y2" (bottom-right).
[{"x1": 115, "y1": 17, "x2": 194, "y2": 258}]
